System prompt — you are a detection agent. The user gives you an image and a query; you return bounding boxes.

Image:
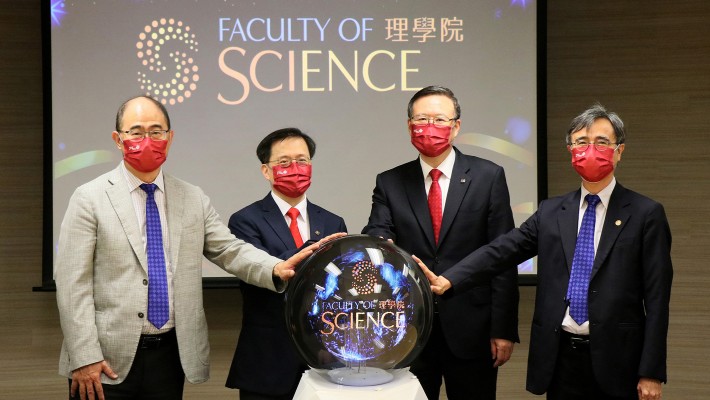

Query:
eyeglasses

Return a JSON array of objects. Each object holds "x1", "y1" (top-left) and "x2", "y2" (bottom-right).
[
  {"x1": 410, "y1": 115, "x2": 458, "y2": 127},
  {"x1": 569, "y1": 139, "x2": 620, "y2": 152},
  {"x1": 119, "y1": 129, "x2": 170, "y2": 141},
  {"x1": 268, "y1": 157, "x2": 311, "y2": 168}
]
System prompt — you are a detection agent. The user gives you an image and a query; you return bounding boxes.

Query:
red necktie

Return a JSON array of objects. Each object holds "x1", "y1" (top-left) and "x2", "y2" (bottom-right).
[
  {"x1": 286, "y1": 207, "x2": 304, "y2": 248},
  {"x1": 428, "y1": 169, "x2": 443, "y2": 244}
]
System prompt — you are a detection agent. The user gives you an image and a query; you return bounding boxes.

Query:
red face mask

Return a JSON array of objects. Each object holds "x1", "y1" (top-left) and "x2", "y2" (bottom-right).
[
  {"x1": 410, "y1": 124, "x2": 452, "y2": 157},
  {"x1": 570, "y1": 145, "x2": 616, "y2": 183},
  {"x1": 272, "y1": 163, "x2": 312, "y2": 198},
  {"x1": 121, "y1": 137, "x2": 169, "y2": 173}
]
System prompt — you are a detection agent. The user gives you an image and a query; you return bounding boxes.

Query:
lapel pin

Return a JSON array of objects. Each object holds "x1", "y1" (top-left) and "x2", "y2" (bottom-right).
[
  {"x1": 615, "y1": 220, "x2": 621, "y2": 226},
  {"x1": 315, "y1": 230, "x2": 321, "y2": 236},
  {"x1": 460, "y1": 178, "x2": 466, "y2": 184}
]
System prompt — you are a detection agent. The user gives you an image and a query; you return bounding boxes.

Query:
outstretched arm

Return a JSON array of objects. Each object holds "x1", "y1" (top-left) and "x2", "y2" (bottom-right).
[{"x1": 273, "y1": 232, "x2": 347, "y2": 280}]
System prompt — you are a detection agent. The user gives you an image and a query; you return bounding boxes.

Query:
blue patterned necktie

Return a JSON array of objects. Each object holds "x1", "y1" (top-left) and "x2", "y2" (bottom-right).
[
  {"x1": 567, "y1": 194, "x2": 601, "y2": 325},
  {"x1": 140, "y1": 183, "x2": 169, "y2": 329}
]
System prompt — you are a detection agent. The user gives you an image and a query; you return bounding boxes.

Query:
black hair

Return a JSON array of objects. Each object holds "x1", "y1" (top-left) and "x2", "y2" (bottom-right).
[{"x1": 256, "y1": 127, "x2": 316, "y2": 164}]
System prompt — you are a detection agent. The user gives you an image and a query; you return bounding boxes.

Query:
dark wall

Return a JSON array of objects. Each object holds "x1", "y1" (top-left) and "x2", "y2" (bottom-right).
[{"x1": 546, "y1": 2, "x2": 710, "y2": 396}]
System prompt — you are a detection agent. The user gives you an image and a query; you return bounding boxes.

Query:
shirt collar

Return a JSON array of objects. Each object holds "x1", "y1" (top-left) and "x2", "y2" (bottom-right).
[
  {"x1": 580, "y1": 177, "x2": 616, "y2": 209},
  {"x1": 419, "y1": 148, "x2": 456, "y2": 181},
  {"x1": 120, "y1": 161, "x2": 165, "y2": 193},
  {"x1": 270, "y1": 191, "x2": 308, "y2": 218}
]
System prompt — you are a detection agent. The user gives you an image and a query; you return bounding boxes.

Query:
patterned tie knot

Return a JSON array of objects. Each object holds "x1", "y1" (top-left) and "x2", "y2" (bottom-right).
[
  {"x1": 586, "y1": 194, "x2": 601, "y2": 209},
  {"x1": 140, "y1": 183, "x2": 157, "y2": 197},
  {"x1": 287, "y1": 207, "x2": 300, "y2": 220},
  {"x1": 430, "y1": 169, "x2": 442, "y2": 182}
]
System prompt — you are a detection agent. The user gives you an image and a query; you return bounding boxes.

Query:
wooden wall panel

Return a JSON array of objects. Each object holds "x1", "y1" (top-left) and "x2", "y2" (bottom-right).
[
  {"x1": 0, "y1": 0, "x2": 64, "y2": 397},
  {"x1": 547, "y1": 1, "x2": 710, "y2": 397}
]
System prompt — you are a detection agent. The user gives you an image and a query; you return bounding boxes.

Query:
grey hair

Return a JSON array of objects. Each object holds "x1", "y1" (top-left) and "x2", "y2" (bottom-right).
[{"x1": 565, "y1": 103, "x2": 625, "y2": 145}]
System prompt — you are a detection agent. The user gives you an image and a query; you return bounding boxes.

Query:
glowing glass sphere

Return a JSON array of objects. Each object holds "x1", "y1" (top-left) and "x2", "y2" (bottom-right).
[{"x1": 284, "y1": 235, "x2": 433, "y2": 384}]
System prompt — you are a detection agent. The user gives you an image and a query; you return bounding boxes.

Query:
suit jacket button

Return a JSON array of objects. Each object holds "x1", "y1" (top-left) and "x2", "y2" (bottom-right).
[
  {"x1": 138, "y1": 312, "x2": 144, "y2": 318},
  {"x1": 143, "y1": 279, "x2": 148, "y2": 286}
]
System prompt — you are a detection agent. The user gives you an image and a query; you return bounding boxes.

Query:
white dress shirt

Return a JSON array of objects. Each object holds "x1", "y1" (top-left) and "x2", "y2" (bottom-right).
[
  {"x1": 419, "y1": 149, "x2": 456, "y2": 214},
  {"x1": 270, "y1": 191, "x2": 310, "y2": 243}
]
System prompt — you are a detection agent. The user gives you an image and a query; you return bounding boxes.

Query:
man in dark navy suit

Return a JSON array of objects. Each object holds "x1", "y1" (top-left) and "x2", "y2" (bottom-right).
[
  {"x1": 421, "y1": 104, "x2": 673, "y2": 400},
  {"x1": 225, "y1": 128, "x2": 347, "y2": 399},
  {"x1": 362, "y1": 86, "x2": 520, "y2": 400}
]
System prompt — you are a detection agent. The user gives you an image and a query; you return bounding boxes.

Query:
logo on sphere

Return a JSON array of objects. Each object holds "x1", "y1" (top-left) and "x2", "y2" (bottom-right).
[{"x1": 136, "y1": 18, "x2": 199, "y2": 106}]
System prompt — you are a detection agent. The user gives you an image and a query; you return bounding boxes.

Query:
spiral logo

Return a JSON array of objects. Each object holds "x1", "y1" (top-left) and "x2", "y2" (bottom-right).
[
  {"x1": 352, "y1": 260, "x2": 379, "y2": 295},
  {"x1": 136, "y1": 18, "x2": 199, "y2": 105}
]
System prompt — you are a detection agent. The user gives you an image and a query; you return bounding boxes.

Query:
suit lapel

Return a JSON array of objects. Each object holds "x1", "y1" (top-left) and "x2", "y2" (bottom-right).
[
  {"x1": 105, "y1": 166, "x2": 148, "y2": 272},
  {"x1": 439, "y1": 150, "x2": 471, "y2": 246},
  {"x1": 591, "y1": 184, "x2": 630, "y2": 280},
  {"x1": 164, "y1": 174, "x2": 185, "y2": 271},
  {"x1": 261, "y1": 194, "x2": 296, "y2": 248},
  {"x1": 558, "y1": 190, "x2": 581, "y2": 274},
  {"x1": 307, "y1": 201, "x2": 325, "y2": 242},
  {"x1": 403, "y1": 160, "x2": 436, "y2": 247}
]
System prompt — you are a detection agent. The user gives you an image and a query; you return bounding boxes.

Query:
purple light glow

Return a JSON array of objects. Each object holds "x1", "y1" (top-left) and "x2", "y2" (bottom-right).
[
  {"x1": 505, "y1": 117, "x2": 532, "y2": 144},
  {"x1": 50, "y1": 0, "x2": 67, "y2": 27},
  {"x1": 511, "y1": 0, "x2": 529, "y2": 9}
]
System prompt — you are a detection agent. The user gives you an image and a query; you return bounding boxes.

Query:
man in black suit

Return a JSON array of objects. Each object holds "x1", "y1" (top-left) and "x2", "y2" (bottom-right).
[
  {"x1": 362, "y1": 86, "x2": 520, "y2": 400},
  {"x1": 225, "y1": 128, "x2": 347, "y2": 399},
  {"x1": 421, "y1": 104, "x2": 672, "y2": 400}
]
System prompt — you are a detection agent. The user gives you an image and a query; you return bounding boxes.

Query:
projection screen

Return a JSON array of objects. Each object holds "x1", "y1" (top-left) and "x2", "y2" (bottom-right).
[{"x1": 44, "y1": 0, "x2": 540, "y2": 286}]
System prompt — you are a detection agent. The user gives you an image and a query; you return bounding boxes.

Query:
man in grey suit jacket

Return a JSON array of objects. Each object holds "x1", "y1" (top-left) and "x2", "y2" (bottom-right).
[{"x1": 55, "y1": 96, "x2": 316, "y2": 400}]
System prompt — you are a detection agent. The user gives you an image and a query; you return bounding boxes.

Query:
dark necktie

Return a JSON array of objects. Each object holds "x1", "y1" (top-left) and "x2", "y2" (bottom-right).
[
  {"x1": 287, "y1": 207, "x2": 304, "y2": 247},
  {"x1": 140, "y1": 183, "x2": 169, "y2": 329},
  {"x1": 428, "y1": 169, "x2": 443, "y2": 244},
  {"x1": 567, "y1": 194, "x2": 602, "y2": 324}
]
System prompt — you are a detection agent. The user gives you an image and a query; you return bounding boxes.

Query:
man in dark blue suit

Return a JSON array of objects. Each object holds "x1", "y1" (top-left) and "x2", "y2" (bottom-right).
[
  {"x1": 421, "y1": 104, "x2": 673, "y2": 400},
  {"x1": 362, "y1": 86, "x2": 520, "y2": 400},
  {"x1": 225, "y1": 128, "x2": 347, "y2": 399}
]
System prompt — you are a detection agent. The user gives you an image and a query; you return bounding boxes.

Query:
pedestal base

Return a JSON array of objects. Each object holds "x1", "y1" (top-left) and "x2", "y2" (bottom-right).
[
  {"x1": 293, "y1": 368, "x2": 427, "y2": 400},
  {"x1": 327, "y1": 367, "x2": 393, "y2": 386}
]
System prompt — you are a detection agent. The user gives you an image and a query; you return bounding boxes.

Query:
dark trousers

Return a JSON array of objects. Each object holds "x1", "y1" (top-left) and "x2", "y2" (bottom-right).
[
  {"x1": 547, "y1": 331, "x2": 636, "y2": 400},
  {"x1": 410, "y1": 315, "x2": 497, "y2": 400},
  {"x1": 69, "y1": 330, "x2": 184, "y2": 400}
]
